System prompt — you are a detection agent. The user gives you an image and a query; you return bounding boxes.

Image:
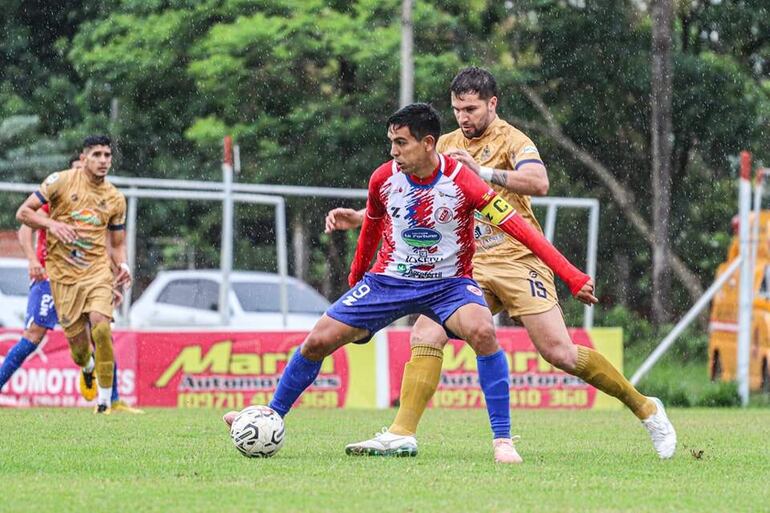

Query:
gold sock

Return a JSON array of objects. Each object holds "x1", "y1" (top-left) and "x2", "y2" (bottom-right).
[
  {"x1": 389, "y1": 345, "x2": 443, "y2": 436},
  {"x1": 69, "y1": 337, "x2": 90, "y2": 368},
  {"x1": 91, "y1": 323, "x2": 115, "y2": 389},
  {"x1": 574, "y1": 346, "x2": 655, "y2": 419}
]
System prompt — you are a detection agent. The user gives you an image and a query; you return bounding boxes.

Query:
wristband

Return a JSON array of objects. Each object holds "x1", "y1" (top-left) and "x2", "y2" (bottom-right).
[
  {"x1": 119, "y1": 262, "x2": 131, "y2": 274},
  {"x1": 479, "y1": 166, "x2": 494, "y2": 182}
]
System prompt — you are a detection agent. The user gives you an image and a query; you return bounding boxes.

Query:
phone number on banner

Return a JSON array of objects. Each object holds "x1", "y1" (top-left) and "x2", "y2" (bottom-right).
[
  {"x1": 431, "y1": 389, "x2": 589, "y2": 408},
  {"x1": 176, "y1": 391, "x2": 340, "y2": 409}
]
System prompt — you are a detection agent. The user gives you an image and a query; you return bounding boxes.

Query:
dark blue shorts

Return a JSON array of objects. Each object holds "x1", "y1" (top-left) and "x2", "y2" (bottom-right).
[
  {"x1": 25, "y1": 279, "x2": 58, "y2": 330},
  {"x1": 326, "y1": 273, "x2": 488, "y2": 339}
]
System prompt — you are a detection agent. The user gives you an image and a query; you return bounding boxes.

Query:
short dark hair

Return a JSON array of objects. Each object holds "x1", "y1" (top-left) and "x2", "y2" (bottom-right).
[
  {"x1": 450, "y1": 67, "x2": 497, "y2": 100},
  {"x1": 386, "y1": 103, "x2": 441, "y2": 142},
  {"x1": 68, "y1": 153, "x2": 81, "y2": 166},
  {"x1": 82, "y1": 135, "x2": 111, "y2": 151}
]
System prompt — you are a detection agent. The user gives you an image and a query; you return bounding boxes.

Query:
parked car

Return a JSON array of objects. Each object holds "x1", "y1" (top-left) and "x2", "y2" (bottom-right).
[
  {"x1": 129, "y1": 270, "x2": 330, "y2": 330},
  {"x1": 0, "y1": 257, "x2": 30, "y2": 328}
]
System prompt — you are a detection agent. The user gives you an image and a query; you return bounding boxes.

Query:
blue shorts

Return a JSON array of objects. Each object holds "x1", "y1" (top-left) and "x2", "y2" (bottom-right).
[
  {"x1": 326, "y1": 273, "x2": 488, "y2": 340},
  {"x1": 25, "y1": 279, "x2": 58, "y2": 330}
]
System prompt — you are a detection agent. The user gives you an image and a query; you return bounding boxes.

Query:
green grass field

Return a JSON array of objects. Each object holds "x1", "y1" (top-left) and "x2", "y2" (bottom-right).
[{"x1": 1, "y1": 407, "x2": 768, "y2": 513}]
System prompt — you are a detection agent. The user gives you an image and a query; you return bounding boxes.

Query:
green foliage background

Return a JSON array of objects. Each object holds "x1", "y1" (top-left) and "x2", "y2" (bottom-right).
[{"x1": 1, "y1": 0, "x2": 768, "y2": 326}]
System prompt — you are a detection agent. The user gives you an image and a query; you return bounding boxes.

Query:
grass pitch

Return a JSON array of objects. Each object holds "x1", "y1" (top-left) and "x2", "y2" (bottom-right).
[{"x1": 1, "y1": 407, "x2": 768, "y2": 513}]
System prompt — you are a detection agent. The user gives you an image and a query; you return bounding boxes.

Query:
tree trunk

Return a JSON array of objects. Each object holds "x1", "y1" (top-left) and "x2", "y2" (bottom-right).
[
  {"x1": 650, "y1": 0, "x2": 674, "y2": 324},
  {"x1": 511, "y1": 87, "x2": 704, "y2": 304}
]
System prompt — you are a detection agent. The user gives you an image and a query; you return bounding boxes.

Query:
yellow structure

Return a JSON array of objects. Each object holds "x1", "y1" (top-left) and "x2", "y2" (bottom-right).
[{"x1": 708, "y1": 211, "x2": 770, "y2": 391}]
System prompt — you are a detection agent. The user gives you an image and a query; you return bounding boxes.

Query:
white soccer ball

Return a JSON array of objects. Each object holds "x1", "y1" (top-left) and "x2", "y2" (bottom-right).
[{"x1": 230, "y1": 405, "x2": 285, "y2": 458}]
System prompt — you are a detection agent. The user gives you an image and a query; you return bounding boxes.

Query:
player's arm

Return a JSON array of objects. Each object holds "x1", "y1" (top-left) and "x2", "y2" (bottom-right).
[
  {"x1": 16, "y1": 192, "x2": 78, "y2": 243},
  {"x1": 324, "y1": 208, "x2": 365, "y2": 233},
  {"x1": 479, "y1": 195, "x2": 596, "y2": 304},
  {"x1": 347, "y1": 172, "x2": 387, "y2": 286},
  {"x1": 446, "y1": 149, "x2": 549, "y2": 196},
  {"x1": 458, "y1": 167, "x2": 596, "y2": 304},
  {"x1": 109, "y1": 195, "x2": 131, "y2": 289},
  {"x1": 17, "y1": 223, "x2": 45, "y2": 281},
  {"x1": 109, "y1": 228, "x2": 131, "y2": 289}
]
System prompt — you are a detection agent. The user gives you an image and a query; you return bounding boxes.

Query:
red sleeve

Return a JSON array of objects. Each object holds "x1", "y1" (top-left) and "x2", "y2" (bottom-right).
[
  {"x1": 348, "y1": 165, "x2": 389, "y2": 286},
  {"x1": 497, "y1": 213, "x2": 590, "y2": 296},
  {"x1": 455, "y1": 163, "x2": 590, "y2": 296}
]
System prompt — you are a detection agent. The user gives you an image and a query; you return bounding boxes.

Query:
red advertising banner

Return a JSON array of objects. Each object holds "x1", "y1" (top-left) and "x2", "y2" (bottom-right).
[
  {"x1": 387, "y1": 328, "x2": 612, "y2": 409},
  {"x1": 137, "y1": 331, "x2": 350, "y2": 409},
  {"x1": 0, "y1": 330, "x2": 138, "y2": 408},
  {"x1": 1, "y1": 328, "x2": 620, "y2": 410}
]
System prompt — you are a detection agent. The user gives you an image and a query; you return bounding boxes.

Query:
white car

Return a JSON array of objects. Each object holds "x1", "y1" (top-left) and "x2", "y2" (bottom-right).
[
  {"x1": 0, "y1": 258, "x2": 30, "y2": 328},
  {"x1": 129, "y1": 270, "x2": 330, "y2": 330}
]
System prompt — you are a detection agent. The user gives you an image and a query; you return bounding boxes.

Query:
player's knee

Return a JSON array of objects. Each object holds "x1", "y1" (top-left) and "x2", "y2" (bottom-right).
[
  {"x1": 91, "y1": 322, "x2": 112, "y2": 348},
  {"x1": 540, "y1": 344, "x2": 576, "y2": 371},
  {"x1": 410, "y1": 328, "x2": 445, "y2": 350},
  {"x1": 300, "y1": 332, "x2": 334, "y2": 361},
  {"x1": 23, "y1": 323, "x2": 47, "y2": 344},
  {"x1": 465, "y1": 322, "x2": 498, "y2": 356}
]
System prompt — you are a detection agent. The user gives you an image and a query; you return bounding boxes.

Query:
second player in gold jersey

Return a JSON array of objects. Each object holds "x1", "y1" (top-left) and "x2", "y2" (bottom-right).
[{"x1": 17, "y1": 135, "x2": 131, "y2": 415}]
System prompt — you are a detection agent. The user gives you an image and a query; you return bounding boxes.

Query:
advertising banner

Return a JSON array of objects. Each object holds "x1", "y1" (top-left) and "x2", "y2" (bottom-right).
[
  {"x1": 135, "y1": 331, "x2": 378, "y2": 409},
  {"x1": 1, "y1": 328, "x2": 621, "y2": 410},
  {"x1": 0, "y1": 330, "x2": 138, "y2": 408},
  {"x1": 386, "y1": 327, "x2": 623, "y2": 410}
]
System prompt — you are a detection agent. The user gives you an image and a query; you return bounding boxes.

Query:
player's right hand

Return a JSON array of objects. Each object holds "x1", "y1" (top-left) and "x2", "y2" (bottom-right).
[
  {"x1": 48, "y1": 221, "x2": 79, "y2": 244},
  {"x1": 325, "y1": 208, "x2": 364, "y2": 233},
  {"x1": 28, "y1": 259, "x2": 46, "y2": 281},
  {"x1": 575, "y1": 278, "x2": 599, "y2": 305}
]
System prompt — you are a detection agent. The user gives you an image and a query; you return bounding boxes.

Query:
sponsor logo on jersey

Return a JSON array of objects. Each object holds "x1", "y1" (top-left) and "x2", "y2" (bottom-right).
[
  {"x1": 520, "y1": 145, "x2": 539, "y2": 155},
  {"x1": 401, "y1": 269, "x2": 443, "y2": 279},
  {"x1": 435, "y1": 207, "x2": 453, "y2": 224},
  {"x1": 404, "y1": 251, "x2": 442, "y2": 264},
  {"x1": 466, "y1": 285, "x2": 483, "y2": 296},
  {"x1": 70, "y1": 208, "x2": 102, "y2": 226},
  {"x1": 401, "y1": 227, "x2": 442, "y2": 248},
  {"x1": 45, "y1": 173, "x2": 60, "y2": 185}
]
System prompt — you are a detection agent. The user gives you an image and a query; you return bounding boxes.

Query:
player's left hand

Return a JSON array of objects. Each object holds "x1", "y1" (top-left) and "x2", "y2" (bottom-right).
[
  {"x1": 446, "y1": 148, "x2": 480, "y2": 174},
  {"x1": 575, "y1": 278, "x2": 599, "y2": 305},
  {"x1": 113, "y1": 286, "x2": 124, "y2": 307},
  {"x1": 115, "y1": 262, "x2": 132, "y2": 289}
]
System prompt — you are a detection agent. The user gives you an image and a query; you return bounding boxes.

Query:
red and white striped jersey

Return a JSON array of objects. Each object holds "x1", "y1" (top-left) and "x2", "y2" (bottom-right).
[{"x1": 365, "y1": 154, "x2": 495, "y2": 280}]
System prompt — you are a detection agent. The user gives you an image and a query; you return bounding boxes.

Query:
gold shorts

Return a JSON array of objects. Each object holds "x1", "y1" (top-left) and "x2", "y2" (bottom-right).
[
  {"x1": 473, "y1": 252, "x2": 559, "y2": 320},
  {"x1": 50, "y1": 278, "x2": 114, "y2": 338}
]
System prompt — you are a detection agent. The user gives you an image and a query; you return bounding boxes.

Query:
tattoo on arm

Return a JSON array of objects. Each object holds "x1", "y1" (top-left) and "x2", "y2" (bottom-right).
[{"x1": 490, "y1": 170, "x2": 508, "y2": 188}]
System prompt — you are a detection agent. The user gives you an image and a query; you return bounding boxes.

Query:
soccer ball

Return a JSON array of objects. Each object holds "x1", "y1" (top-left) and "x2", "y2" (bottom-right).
[{"x1": 229, "y1": 405, "x2": 285, "y2": 458}]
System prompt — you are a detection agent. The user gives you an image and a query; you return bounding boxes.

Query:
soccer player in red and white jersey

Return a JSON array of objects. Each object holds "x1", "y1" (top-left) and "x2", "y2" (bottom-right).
[{"x1": 227, "y1": 103, "x2": 596, "y2": 463}]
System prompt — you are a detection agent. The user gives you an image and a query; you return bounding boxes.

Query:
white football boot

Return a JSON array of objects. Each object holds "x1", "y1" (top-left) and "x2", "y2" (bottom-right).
[
  {"x1": 493, "y1": 436, "x2": 523, "y2": 464},
  {"x1": 345, "y1": 428, "x2": 418, "y2": 457},
  {"x1": 641, "y1": 397, "x2": 677, "y2": 459}
]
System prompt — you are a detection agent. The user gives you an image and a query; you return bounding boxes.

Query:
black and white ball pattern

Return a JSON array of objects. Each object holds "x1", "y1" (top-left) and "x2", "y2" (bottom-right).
[{"x1": 230, "y1": 405, "x2": 285, "y2": 457}]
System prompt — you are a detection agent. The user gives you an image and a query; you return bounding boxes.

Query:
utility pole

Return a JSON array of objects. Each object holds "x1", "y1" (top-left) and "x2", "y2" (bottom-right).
[{"x1": 400, "y1": 0, "x2": 414, "y2": 107}]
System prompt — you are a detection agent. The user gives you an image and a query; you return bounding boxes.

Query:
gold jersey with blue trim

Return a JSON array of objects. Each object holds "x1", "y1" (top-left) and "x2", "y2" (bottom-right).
[
  {"x1": 37, "y1": 169, "x2": 126, "y2": 285},
  {"x1": 438, "y1": 117, "x2": 544, "y2": 261}
]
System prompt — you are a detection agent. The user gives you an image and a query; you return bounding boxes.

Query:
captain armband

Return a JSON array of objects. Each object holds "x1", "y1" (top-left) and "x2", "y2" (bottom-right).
[{"x1": 479, "y1": 196, "x2": 516, "y2": 225}]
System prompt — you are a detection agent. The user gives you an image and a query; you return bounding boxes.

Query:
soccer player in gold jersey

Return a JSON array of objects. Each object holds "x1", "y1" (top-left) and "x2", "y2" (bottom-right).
[
  {"x1": 16, "y1": 135, "x2": 131, "y2": 414},
  {"x1": 329, "y1": 68, "x2": 676, "y2": 461}
]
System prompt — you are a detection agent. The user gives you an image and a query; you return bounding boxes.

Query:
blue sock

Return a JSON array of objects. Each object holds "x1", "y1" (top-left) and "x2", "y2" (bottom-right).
[
  {"x1": 269, "y1": 349, "x2": 322, "y2": 417},
  {"x1": 111, "y1": 361, "x2": 119, "y2": 403},
  {"x1": 0, "y1": 338, "x2": 37, "y2": 389},
  {"x1": 477, "y1": 350, "x2": 511, "y2": 439}
]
